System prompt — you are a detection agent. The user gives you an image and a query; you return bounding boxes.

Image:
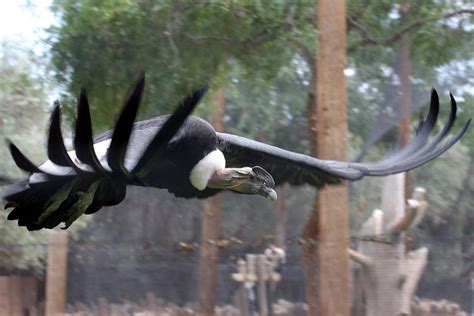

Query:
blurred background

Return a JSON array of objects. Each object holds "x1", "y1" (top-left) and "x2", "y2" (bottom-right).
[{"x1": 0, "y1": 0, "x2": 473, "y2": 315}]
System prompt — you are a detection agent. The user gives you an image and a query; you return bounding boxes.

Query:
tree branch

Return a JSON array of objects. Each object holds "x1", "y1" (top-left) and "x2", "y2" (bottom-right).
[
  {"x1": 346, "y1": 16, "x2": 378, "y2": 46},
  {"x1": 388, "y1": 199, "x2": 419, "y2": 234},
  {"x1": 384, "y1": 8, "x2": 474, "y2": 45},
  {"x1": 348, "y1": 8, "x2": 474, "y2": 51},
  {"x1": 348, "y1": 248, "x2": 373, "y2": 267},
  {"x1": 287, "y1": 36, "x2": 315, "y2": 69},
  {"x1": 182, "y1": 33, "x2": 233, "y2": 42}
]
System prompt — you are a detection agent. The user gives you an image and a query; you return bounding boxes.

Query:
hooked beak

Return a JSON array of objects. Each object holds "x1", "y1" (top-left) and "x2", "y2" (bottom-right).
[
  {"x1": 258, "y1": 186, "x2": 278, "y2": 202},
  {"x1": 207, "y1": 166, "x2": 277, "y2": 201}
]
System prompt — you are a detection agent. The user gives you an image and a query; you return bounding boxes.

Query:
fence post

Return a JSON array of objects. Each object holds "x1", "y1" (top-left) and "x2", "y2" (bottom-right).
[
  {"x1": 256, "y1": 255, "x2": 268, "y2": 316},
  {"x1": 45, "y1": 230, "x2": 69, "y2": 316}
]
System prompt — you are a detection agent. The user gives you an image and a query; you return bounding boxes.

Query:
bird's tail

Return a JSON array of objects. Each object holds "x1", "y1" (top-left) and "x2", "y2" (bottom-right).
[{"x1": 1, "y1": 177, "x2": 126, "y2": 231}]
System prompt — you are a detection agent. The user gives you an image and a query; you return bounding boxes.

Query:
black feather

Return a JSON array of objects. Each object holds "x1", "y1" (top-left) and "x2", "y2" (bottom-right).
[
  {"x1": 47, "y1": 105, "x2": 84, "y2": 174},
  {"x1": 74, "y1": 89, "x2": 107, "y2": 173},
  {"x1": 7, "y1": 140, "x2": 42, "y2": 173},
  {"x1": 132, "y1": 85, "x2": 209, "y2": 176},
  {"x1": 217, "y1": 90, "x2": 470, "y2": 186},
  {"x1": 107, "y1": 75, "x2": 145, "y2": 176}
]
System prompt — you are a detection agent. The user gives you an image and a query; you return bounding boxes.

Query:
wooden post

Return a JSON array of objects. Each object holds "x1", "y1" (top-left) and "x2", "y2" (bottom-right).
[
  {"x1": 238, "y1": 285, "x2": 250, "y2": 316},
  {"x1": 274, "y1": 184, "x2": 288, "y2": 249},
  {"x1": 301, "y1": 0, "x2": 350, "y2": 315},
  {"x1": 45, "y1": 230, "x2": 69, "y2": 316},
  {"x1": 397, "y1": 5, "x2": 413, "y2": 201},
  {"x1": 97, "y1": 297, "x2": 110, "y2": 316},
  {"x1": 0, "y1": 277, "x2": 11, "y2": 315},
  {"x1": 256, "y1": 255, "x2": 268, "y2": 316},
  {"x1": 197, "y1": 86, "x2": 226, "y2": 316},
  {"x1": 0, "y1": 276, "x2": 40, "y2": 316},
  {"x1": 232, "y1": 255, "x2": 281, "y2": 316}
]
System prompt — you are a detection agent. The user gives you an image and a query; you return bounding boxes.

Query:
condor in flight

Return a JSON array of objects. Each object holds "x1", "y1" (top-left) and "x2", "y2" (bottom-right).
[{"x1": 0, "y1": 77, "x2": 470, "y2": 230}]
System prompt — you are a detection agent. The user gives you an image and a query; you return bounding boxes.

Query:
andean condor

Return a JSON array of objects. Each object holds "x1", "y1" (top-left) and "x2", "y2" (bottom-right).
[{"x1": 0, "y1": 77, "x2": 470, "y2": 230}]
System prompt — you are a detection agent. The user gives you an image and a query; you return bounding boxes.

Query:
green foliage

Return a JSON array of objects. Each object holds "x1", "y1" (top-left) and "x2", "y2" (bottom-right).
[
  {"x1": 0, "y1": 42, "x2": 49, "y2": 273},
  {"x1": 0, "y1": 41, "x2": 91, "y2": 273},
  {"x1": 224, "y1": 60, "x2": 309, "y2": 152},
  {"x1": 0, "y1": 212, "x2": 47, "y2": 274},
  {"x1": 48, "y1": 0, "x2": 315, "y2": 131},
  {"x1": 346, "y1": 0, "x2": 473, "y2": 118},
  {"x1": 0, "y1": 43, "x2": 49, "y2": 178}
]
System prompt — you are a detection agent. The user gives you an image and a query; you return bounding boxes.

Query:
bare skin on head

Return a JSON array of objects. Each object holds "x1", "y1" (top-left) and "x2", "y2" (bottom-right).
[{"x1": 207, "y1": 166, "x2": 277, "y2": 201}]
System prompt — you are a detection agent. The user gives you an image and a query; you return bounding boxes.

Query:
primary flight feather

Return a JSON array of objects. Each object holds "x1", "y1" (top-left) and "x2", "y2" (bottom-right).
[{"x1": 1, "y1": 76, "x2": 470, "y2": 230}]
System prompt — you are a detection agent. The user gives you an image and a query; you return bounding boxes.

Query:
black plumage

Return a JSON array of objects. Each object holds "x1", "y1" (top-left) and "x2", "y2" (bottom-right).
[{"x1": 0, "y1": 76, "x2": 470, "y2": 230}]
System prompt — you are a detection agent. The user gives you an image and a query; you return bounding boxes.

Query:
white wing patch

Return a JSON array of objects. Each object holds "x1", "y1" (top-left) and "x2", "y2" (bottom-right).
[
  {"x1": 189, "y1": 149, "x2": 226, "y2": 190},
  {"x1": 29, "y1": 139, "x2": 112, "y2": 183}
]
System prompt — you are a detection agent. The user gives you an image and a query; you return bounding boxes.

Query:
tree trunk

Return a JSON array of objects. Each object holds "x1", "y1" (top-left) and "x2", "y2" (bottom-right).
[
  {"x1": 398, "y1": 3, "x2": 413, "y2": 255},
  {"x1": 306, "y1": 72, "x2": 317, "y2": 155},
  {"x1": 274, "y1": 184, "x2": 288, "y2": 249},
  {"x1": 196, "y1": 86, "x2": 226, "y2": 316},
  {"x1": 398, "y1": 32, "x2": 412, "y2": 200},
  {"x1": 302, "y1": 1, "x2": 349, "y2": 315},
  {"x1": 354, "y1": 174, "x2": 429, "y2": 316}
]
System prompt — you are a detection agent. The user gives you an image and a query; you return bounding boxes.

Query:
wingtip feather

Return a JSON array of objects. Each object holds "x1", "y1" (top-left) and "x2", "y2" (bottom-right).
[
  {"x1": 107, "y1": 75, "x2": 146, "y2": 176},
  {"x1": 7, "y1": 139, "x2": 42, "y2": 173},
  {"x1": 132, "y1": 84, "x2": 208, "y2": 174},
  {"x1": 48, "y1": 103, "x2": 74, "y2": 168},
  {"x1": 74, "y1": 86, "x2": 106, "y2": 173}
]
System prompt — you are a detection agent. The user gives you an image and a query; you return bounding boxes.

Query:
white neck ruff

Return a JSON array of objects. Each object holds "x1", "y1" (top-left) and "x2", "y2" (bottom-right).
[{"x1": 189, "y1": 149, "x2": 226, "y2": 190}]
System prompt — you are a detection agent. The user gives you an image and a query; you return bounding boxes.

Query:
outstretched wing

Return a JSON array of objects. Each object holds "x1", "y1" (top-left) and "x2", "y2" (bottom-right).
[
  {"x1": 217, "y1": 90, "x2": 471, "y2": 188},
  {"x1": 2, "y1": 76, "x2": 208, "y2": 230}
]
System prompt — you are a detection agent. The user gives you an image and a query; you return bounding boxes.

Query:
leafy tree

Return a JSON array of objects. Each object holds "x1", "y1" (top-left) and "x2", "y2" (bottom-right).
[
  {"x1": 48, "y1": 0, "x2": 316, "y2": 129},
  {"x1": 0, "y1": 41, "x2": 91, "y2": 274},
  {"x1": 0, "y1": 41, "x2": 49, "y2": 274},
  {"x1": 45, "y1": 0, "x2": 474, "y2": 309},
  {"x1": 345, "y1": 0, "x2": 473, "y2": 159},
  {"x1": 0, "y1": 42, "x2": 48, "y2": 178}
]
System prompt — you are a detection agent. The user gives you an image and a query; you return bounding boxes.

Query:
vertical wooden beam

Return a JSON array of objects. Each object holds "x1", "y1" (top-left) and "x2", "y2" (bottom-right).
[
  {"x1": 196, "y1": 86, "x2": 226, "y2": 316},
  {"x1": 398, "y1": 34, "x2": 412, "y2": 147},
  {"x1": 10, "y1": 276, "x2": 22, "y2": 316},
  {"x1": 45, "y1": 230, "x2": 69, "y2": 316},
  {"x1": 316, "y1": 0, "x2": 349, "y2": 312},
  {"x1": 274, "y1": 184, "x2": 288, "y2": 249},
  {"x1": 398, "y1": 4, "x2": 413, "y2": 253},
  {"x1": 21, "y1": 277, "x2": 39, "y2": 309},
  {"x1": 256, "y1": 255, "x2": 268, "y2": 316},
  {"x1": 302, "y1": 0, "x2": 349, "y2": 315},
  {"x1": 398, "y1": 32, "x2": 412, "y2": 200},
  {"x1": 0, "y1": 277, "x2": 11, "y2": 316},
  {"x1": 97, "y1": 297, "x2": 110, "y2": 316}
]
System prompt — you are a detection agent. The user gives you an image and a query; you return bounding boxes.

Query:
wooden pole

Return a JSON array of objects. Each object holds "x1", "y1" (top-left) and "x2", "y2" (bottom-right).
[
  {"x1": 302, "y1": 0, "x2": 349, "y2": 315},
  {"x1": 398, "y1": 32, "x2": 412, "y2": 200},
  {"x1": 45, "y1": 230, "x2": 69, "y2": 316},
  {"x1": 256, "y1": 255, "x2": 268, "y2": 316},
  {"x1": 274, "y1": 184, "x2": 288, "y2": 249},
  {"x1": 196, "y1": 86, "x2": 226, "y2": 316},
  {"x1": 0, "y1": 277, "x2": 11, "y2": 315}
]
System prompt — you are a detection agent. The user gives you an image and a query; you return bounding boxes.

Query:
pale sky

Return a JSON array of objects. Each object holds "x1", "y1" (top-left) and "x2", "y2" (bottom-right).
[{"x1": 0, "y1": 0, "x2": 55, "y2": 51}]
